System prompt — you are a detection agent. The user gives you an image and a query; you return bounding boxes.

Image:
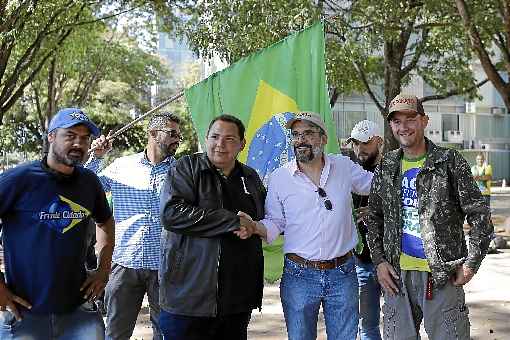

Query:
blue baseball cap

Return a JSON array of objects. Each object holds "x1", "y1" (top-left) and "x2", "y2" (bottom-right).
[{"x1": 48, "y1": 108, "x2": 100, "y2": 137}]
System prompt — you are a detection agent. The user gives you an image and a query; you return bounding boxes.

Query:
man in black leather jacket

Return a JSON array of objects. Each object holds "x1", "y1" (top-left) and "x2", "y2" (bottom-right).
[{"x1": 159, "y1": 114, "x2": 265, "y2": 340}]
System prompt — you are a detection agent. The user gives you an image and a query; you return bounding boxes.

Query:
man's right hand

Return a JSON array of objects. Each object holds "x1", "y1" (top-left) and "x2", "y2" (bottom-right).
[
  {"x1": 235, "y1": 211, "x2": 257, "y2": 239},
  {"x1": 0, "y1": 281, "x2": 31, "y2": 321},
  {"x1": 376, "y1": 261, "x2": 400, "y2": 296},
  {"x1": 90, "y1": 134, "x2": 113, "y2": 159}
]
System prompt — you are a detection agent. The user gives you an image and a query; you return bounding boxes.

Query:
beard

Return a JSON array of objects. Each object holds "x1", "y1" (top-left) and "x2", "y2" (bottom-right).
[
  {"x1": 157, "y1": 140, "x2": 179, "y2": 157},
  {"x1": 294, "y1": 143, "x2": 322, "y2": 163},
  {"x1": 357, "y1": 150, "x2": 379, "y2": 167},
  {"x1": 50, "y1": 146, "x2": 85, "y2": 167}
]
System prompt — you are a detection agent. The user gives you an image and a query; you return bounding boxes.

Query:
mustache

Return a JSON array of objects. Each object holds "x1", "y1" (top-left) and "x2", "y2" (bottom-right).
[
  {"x1": 68, "y1": 148, "x2": 84, "y2": 156},
  {"x1": 295, "y1": 143, "x2": 312, "y2": 150}
]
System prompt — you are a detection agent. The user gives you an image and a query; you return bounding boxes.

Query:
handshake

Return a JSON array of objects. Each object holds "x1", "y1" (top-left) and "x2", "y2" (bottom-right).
[{"x1": 234, "y1": 211, "x2": 267, "y2": 240}]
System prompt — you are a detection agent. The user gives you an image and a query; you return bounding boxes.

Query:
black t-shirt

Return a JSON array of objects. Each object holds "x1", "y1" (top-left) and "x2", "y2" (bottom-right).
[
  {"x1": 215, "y1": 164, "x2": 260, "y2": 315},
  {"x1": 352, "y1": 162, "x2": 377, "y2": 263}
]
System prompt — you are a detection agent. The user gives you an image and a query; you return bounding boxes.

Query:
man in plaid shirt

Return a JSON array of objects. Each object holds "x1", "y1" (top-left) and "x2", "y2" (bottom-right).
[{"x1": 86, "y1": 112, "x2": 181, "y2": 340}]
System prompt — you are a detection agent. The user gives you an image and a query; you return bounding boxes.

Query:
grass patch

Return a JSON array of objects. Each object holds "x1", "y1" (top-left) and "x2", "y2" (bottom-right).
[{"x1": 263, "y1": 236, "x2": 284, "y2": 283}]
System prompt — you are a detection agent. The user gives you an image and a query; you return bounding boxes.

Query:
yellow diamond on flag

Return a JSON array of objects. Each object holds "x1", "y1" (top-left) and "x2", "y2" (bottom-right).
[{"x1": 239, "y1": 80, "x2": 298, "y2": 163}]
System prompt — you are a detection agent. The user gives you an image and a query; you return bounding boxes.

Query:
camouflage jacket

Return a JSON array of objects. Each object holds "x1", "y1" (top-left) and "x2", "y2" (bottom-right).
[{"x1": 366, "y1": 139, "x2": 493, "y2": 287}]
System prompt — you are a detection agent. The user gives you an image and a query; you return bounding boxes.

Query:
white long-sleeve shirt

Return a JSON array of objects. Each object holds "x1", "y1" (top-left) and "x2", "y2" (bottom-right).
[{"x1": 261, "y1": 154, "x2": 373, "y2": 260}]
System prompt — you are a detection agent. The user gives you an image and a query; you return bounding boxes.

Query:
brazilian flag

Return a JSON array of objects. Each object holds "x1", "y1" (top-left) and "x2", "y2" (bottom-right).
[{"x1": 185, "y1": 21, "x2": 338, "y2": 183}]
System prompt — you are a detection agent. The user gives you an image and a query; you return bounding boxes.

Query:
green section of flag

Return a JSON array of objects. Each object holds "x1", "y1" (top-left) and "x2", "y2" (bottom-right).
[{"x1": 184, "y1": 21, "x2": 338, "y2": 154}]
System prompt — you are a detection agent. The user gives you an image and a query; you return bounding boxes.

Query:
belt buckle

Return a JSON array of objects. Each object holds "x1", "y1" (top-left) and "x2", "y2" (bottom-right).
[
  {"x1": 303, "y1": 258, "x2": 312, "y2": 269},
  {"x1": 307, "y1": 259, "x2": 320, "y2": 270}
]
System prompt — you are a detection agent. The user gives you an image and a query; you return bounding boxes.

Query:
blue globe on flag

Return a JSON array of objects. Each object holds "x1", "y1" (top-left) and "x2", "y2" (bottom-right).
[{"x1": 246, "y1": 112, "x2": 296, "y2": 184}]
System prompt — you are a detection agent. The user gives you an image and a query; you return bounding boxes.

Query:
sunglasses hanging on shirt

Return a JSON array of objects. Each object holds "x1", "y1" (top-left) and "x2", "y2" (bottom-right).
[{"x1": 317, "y1": 187, "x2": 333, "y2": 210}]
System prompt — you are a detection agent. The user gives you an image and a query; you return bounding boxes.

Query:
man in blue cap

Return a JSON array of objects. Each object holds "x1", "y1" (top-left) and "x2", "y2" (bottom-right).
[{"x1": 0, "y1": 108, "x2": 115, "y2": 339}]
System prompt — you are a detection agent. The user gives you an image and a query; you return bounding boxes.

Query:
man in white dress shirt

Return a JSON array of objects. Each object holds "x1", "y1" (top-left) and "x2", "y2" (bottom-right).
[{"x1": 247, "y1": 112, "x2": 373, "y2": 340}]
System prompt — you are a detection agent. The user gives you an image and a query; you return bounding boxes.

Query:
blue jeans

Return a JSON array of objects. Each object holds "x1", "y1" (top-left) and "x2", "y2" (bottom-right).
[
  {"x1": 355, "y1": 258, "x2": 382, "y2": 340},
  {"x1": 0, "y1": 301, "x2": 105, "y2": 339},
  {"x1": 159, "y1": 309, "x2": 251, "y2": 340},
  {"x1": 280, "y1": 255, "x2": 359, "y2": 340}
]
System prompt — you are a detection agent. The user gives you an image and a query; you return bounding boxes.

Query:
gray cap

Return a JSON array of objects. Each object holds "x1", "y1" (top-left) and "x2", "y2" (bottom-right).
[{"x1": 285, "y1": 111, "x2": 327, "y2": 134}]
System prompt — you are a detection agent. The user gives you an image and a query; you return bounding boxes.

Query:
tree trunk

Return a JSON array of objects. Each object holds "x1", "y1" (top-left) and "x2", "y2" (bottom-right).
[
  {"x1": 329, "y1": 87, "x2": 339, "y2": 108},
  {"x1": 455, "y1": 0, "x2": 510, "y2": 110},
  {"x1": 47, "y1": 57, "x2": 57, "y2": 125},
  {"x1": 383, "y1": 42, "x2": 403, "y2": 152}
]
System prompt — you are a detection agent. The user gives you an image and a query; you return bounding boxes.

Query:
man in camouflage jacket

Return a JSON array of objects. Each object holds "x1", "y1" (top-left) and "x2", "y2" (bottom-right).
[{"x1": 366, "y1": 94, "x2": 492, "y2": 340}]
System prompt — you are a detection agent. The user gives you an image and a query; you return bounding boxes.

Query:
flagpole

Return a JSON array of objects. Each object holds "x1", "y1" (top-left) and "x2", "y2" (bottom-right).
[{"x1": 89, "y1": 90, "x2": 184, "y2": 152}]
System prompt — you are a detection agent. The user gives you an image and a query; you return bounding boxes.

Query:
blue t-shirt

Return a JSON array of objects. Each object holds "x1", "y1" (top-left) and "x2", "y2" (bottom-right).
[{"x1": 0, "y1": 160, "x2": 112, "y2": 314}]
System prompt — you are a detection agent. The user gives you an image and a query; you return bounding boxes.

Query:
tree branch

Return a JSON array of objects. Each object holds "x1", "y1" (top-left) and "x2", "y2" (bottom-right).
[
  {"x1": 0, "y1": 16, "x2": 76, "y2": 117},
  {"x1": 402, "y1": 28, "x2": 429, "y2": 76},
  {"x1": 352, "y1": 60, "x2": 385, "y2": 112},
  {"x1": 324, "y1": 17, "x2": 385, "y2": 112},
  {"x1": 0, "y1": 1, "x2": 35, "y2": 83},
  {"x1": 493, "y1": 32, "x2": 510, "y2": 70},
  {"x1": 421, "y1": 78, "x2": 489, "y2": 102},
  {"x1": 32, "y1": 86, "x2": 45, "y2": 131},
  {"x1": 0, "y1": 0, "x2": 76, "y2": 104},
  {"x1": 455, "y1": 0, "x2": 508, "y2": 96},
  {"x1": 46, "y1": 5, "x2": 143, "y2": 34}
]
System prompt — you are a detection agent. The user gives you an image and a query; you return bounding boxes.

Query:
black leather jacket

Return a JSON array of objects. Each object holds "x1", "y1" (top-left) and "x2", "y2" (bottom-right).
[{"x1": 159, "y1": 153, "x2": 266, "y2": 317}]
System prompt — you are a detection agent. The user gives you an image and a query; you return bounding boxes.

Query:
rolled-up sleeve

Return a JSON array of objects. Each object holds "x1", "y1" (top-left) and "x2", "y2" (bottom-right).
[
  {"x1": 260, "y1": 173, "x2": 285, "y2": 244},
  {"x1": 351, "y1": 160, "x2": 374, "y2": 195}
]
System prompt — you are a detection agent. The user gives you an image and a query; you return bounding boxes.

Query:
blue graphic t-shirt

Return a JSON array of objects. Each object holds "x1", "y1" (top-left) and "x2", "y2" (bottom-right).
[
  {"x1": 0, "y1": 160, "x2": 112, "y2": 314},
  {"x1": 399, "y1": 155, "x2": 430, "y2": 272}
]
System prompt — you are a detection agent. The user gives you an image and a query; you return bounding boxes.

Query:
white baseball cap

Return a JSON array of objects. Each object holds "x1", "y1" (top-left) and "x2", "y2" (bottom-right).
[{"x1": 346, "y1": 120, "x2": 381, "y2": 144}]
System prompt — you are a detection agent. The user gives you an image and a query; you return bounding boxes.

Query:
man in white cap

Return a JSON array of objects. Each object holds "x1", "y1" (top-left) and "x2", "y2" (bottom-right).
[
  {"x1": 365, "y1": 94, "x2": 492, "y2": 339},
  {"x1": 347, "y1": 120, "x2": 383, "y2": 340},
  {"x1": 245, "y1": 111, "x2": 373, "y2": 340}
]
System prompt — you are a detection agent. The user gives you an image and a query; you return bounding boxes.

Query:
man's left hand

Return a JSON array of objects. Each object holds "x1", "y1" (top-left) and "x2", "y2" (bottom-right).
[
  {"x1": 80, "y1": 268, "x2": 110, "y2": 301},
  {"x1": 354, "y1": 206, "x2": 369, "y2": 224},
  {"x1": 452, "y1": 265, "x2": 475, "y2": 286}
]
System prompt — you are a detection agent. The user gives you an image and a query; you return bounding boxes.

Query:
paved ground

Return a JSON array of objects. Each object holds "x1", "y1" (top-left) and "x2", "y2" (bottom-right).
[{"x1": 132, "y1": 189, "x2": 510, "y2": 339}]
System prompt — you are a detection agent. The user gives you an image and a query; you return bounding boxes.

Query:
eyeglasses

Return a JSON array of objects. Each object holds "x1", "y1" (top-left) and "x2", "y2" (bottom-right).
[
  {"x1": 317, "y1": 187, "x2": 333, "y2": 210},
  {"x1": 290, "y1": 129, "x2": 320, "y2": 141},
  {"x1": 158, "y1": 129, "x2": 182, "y2": 140}
]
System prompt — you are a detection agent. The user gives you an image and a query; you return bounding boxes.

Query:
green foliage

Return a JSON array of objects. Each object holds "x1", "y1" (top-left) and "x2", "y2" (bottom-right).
[
  {"x1": 1, "y1": 16, "x2": 170, "y2": 156},
  {"x1": 154, "y1": 62, "x2": 201, "y2": 158},
  {"x1": 176, "y1": 0, "x2": 480, "y2": 108},
  {"x1": 453, "y1": 0, "x2": 510, "y2": 109},
  {"x1": 0, "y1": 1, "x2": 96, "y2": 121},
  {"x1": 171, "y1": 0, "x2": 487, "y2": 150},
  {"x1": 0, "y1": 112, "x2": 40, "y2": 156},
  {"x1": 0, "y1": 0, "x2": 184, "y2": 157}
]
